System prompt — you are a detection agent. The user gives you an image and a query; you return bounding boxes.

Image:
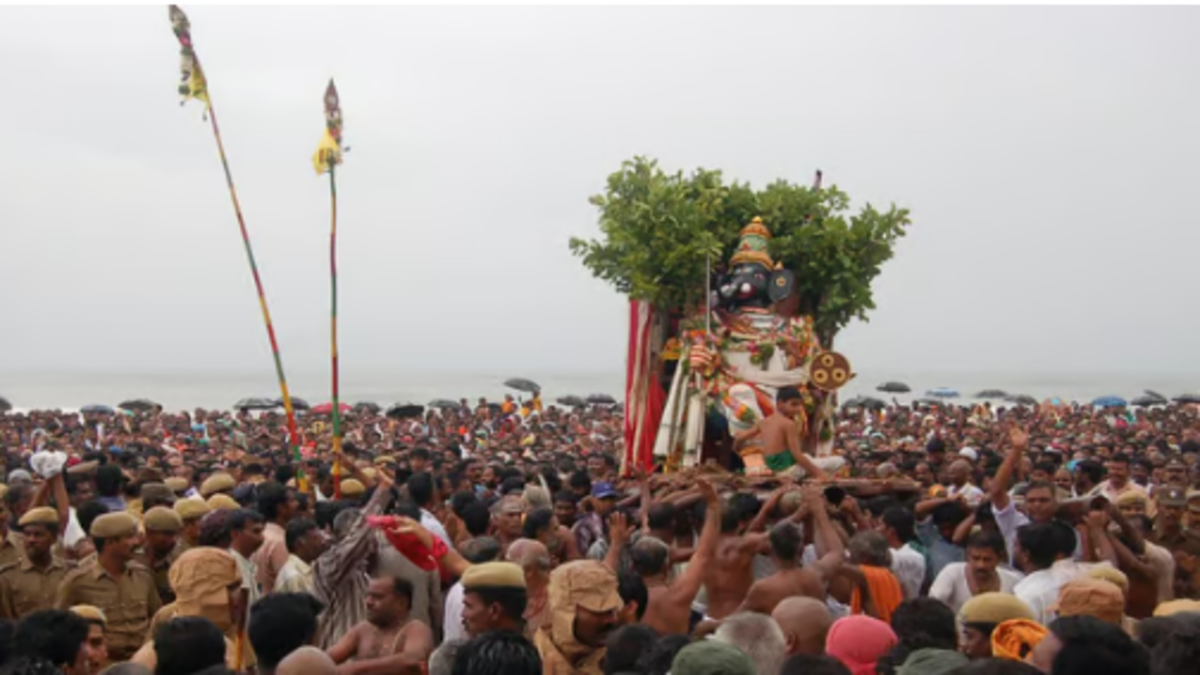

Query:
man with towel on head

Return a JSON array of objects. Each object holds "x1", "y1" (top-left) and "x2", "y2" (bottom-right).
[
  {"x1": 0, "y1": 506, "x2": 72, "y2": 618},
  {"x1": 957, "y1": 592, "x2": 1037, "y2": 660},
  {"x1": 56, "y1": 511, "x2": 162, "y2": 662}
]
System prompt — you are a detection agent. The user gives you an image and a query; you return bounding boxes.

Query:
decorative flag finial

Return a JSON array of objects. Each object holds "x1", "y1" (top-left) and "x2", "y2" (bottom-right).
[
  {"x1": 313, "y1": 78, "x2": 344, "y2": 174},
  {"x1": 169, "y1": 5, "x2": 208, "y2": 107}
]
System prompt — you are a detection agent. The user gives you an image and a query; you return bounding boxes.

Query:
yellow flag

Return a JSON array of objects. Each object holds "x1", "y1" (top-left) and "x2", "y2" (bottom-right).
[
  {"x1": 313, "y1": 79, "x2": 344, "y2": 174},
  {"x1": 169, "y1": 6, "x2": 208, "y2": 105}
]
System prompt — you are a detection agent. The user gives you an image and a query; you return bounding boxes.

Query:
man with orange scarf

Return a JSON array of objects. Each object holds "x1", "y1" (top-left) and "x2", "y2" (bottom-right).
[{"x1": 837, "y1": 531, "x2": 904, "y2": 624}]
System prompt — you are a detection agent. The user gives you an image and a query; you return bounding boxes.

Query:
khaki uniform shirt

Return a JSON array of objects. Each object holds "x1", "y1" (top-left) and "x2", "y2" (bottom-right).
[
  {"x1": 0, "y1": 531, "x2": 27, "y2": 569},
  {"x1": 56, "y1": 560, "x2": 162, "y2": 661},
  {"x1": 0, "y1": 557, "x2": 73, "y2": 619},
  {"x1": 134, "y1": 547, "x2": 181, "y2": 605}
]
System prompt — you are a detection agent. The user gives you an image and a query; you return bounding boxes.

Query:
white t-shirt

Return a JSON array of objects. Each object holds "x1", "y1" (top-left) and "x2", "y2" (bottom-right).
[
  {"x1": 948, "y1": 483, "x2": 986, "y2": 507},
  {"x1": 1013, "y1": 560, "x2": 1108, "y2": 625},
  {"x1": 443, "y1": 581, "x2": 466, "y2": 643},
  {"x1": 929, "y1": 562, "x2": 1025, "y2": 614},
  {"x1": 891, "y1": 544, "x2": 928, "y2": 600},
  {"x1": 64, "y1": 507, "x2": 86, "y2": 548}
]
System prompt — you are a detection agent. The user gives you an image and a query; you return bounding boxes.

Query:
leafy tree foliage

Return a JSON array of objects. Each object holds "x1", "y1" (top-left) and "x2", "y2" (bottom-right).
[{"x1": 570, "y1": 157, "x2": 911, "y2": 345}]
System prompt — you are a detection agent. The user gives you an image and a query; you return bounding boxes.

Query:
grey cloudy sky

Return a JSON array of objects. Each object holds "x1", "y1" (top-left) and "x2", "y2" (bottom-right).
[{"x1": 2, "y1": 5, "x2": 1198, "y2": 380}]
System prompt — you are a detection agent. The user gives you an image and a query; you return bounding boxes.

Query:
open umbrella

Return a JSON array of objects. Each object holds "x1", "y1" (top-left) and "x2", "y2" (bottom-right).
[
  {"x1": 118, "y1": 399, "x2": 159, "y2": 412},
  {"x1": 926, "y1": 388, "x2": 960, "y2": 398},
  {"x1": 1091, "y1": 396, "x2": 1127, "y2": 408},
  {"x1": 587, "y1": 393, "x2": 617, "y2": 405},
  {"x1": 354, "y1": 401, "x2": 382, "y2": 413},
  {"x1": 233, "y1": 398, "x2": 276, "y2": 411},
  {"x1": 1144, "y1": 390, "x2": 1168, "y2": 402},
  {"x1": 0, "y1": 396, "x2": 10, "y2": 413},
  {"x1": 276, "y1": 397, "x2": 310, "y2": 411},
  {"x1": 842, "y1": 396, "x2": 886, "y2": 410},
  {"x1": 556, "y1": 395, "x2": 587, "y2": 407},
  {"x1": 974, "y1": 389, "x2": 1008, "y2": 399},
  {"x1": 311, "y1": 402, "x2": 352, "y2": 415},
  {"x1": 81, "y1": 404, "x2": 115, "y2": 415},
  {"x1": 504, "y1": 378, "x2": 541, "y2": 393},
  {"x1": 913, "y1": 398, "x2": 945, "y2": 408},
  {"x1": 1131, "y1": 395, "x2": 1165, "y2": 407},
  {"x1": 1005, "y1": 394, "x2": 1038, "y2": 406},
  {"x1": 876, "y1": 382, "x2": 911, "y2": 393},
  {"x1": 386, "y1": 403, "x2": 425, "y2": 419},
  {"x1": 1173, "y1": 393, "x2": 1200, "y2": 404},
  {"x1": 428, "y1": 399, "x2": 460, "y2": 409}
]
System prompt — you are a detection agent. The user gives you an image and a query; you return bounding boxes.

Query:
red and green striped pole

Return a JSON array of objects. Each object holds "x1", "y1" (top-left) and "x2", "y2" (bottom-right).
[
  {"x1": 169, "y1": 6, "x2": 306, "y2": 490},
  {"x1": 316, "y1": 79, "x2": 346, "y2": 498}
]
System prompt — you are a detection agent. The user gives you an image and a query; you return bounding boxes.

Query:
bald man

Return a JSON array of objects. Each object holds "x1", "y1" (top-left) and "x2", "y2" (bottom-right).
[
  {"x1": 277, "y1": 647, "x2": 337, "y2": 675},
  {"x1": 772, "y1": 597, "x2": 833, "y2": 657}
]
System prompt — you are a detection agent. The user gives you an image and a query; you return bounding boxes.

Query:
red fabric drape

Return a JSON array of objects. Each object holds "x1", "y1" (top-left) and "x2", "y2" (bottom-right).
[{"x1": 623, "y1": 300, "x2": 666, "y2": 474}]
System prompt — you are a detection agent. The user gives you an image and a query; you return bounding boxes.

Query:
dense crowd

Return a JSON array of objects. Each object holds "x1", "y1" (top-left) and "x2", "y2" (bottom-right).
[{"x1": 0, "y1": 394, "x2": 1197, "y2": 675}]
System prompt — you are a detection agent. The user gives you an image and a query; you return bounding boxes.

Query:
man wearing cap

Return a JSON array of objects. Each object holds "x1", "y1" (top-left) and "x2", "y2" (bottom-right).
[
  {"x1": 56, "y1": 511, "x2": 162, "y2": 662},
  {"x1": 958, "y1": 592, "x2": 1037, "y2": 659},
  {"x1": 572, "y1": 483, "x2": 617, "y2": 559},
  {"x1": 173, "y1": 498, "x2": 211, "y2": 553},
  {"x1": 70, "y1": 605, "x2": 109, "y2": 674},
  {"x1": 1151, "y1": 486, "x2": 1191, "y2": 552},
  {"x1": 0, "y1": 507, "x2": 72, "y2": 618},
  {"x1": 460, "y1": 561, "x2": 528, "y2": 637},
  {"x1": 533, "y1": 560, "x2": 622, "y2": 675},
  {"x1": 200, "y1": 472, "x2": 237, "y2": 500},
  {"x1": 136, "y1": 506, "x2": 183, "y2": 604},
  {"x1": 0, "y1": 500, "x2": 27, "y2": 568}
]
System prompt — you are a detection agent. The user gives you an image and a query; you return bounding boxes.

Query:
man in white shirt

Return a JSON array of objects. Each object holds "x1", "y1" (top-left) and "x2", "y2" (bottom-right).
[
  {"x1": 1096, "y1": 455, "x2": 1150, "y2": 507},
  {"x1": 228, "y1": 509, "x2": 266, "y2": 608},
  {"x1": 1012, "y1": 520, "x2": 1109, "y2": 625},
  {"x1": 947, "y1": 459, "x2": 985, "y2": 508},
  {"x1": 880, "y1": 507, "x2": 927, "y2": 600},
  {"x1": 929, "y1": 530, "x2": 1024, "y2": 614}
]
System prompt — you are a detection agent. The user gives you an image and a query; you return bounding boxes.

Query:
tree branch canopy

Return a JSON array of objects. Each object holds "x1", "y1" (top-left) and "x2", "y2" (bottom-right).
[{"x1": 569, "y1": 157, "x2": 912, "y2": 345}]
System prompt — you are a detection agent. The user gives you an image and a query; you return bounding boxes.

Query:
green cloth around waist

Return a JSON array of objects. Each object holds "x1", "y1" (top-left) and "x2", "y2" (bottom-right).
[{"x1": 765, "y1": 451, "x2": 796, "y2": 473}]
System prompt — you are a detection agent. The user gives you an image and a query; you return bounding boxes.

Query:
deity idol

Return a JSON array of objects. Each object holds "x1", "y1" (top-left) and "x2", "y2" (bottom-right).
[{"x1": 671, "y1": 217, "x2": 852, "y2": 476}]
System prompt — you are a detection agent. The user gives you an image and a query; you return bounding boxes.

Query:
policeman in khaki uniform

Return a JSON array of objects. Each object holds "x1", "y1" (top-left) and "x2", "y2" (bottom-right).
[
  {"x1": 136, "y1": 507, "x2": 183, "y2": 605},
  {"x1": 0, "y1": 495, "x2": 27, "y2": 568},
  {"x1": 0, "y1": 507, "x2": 73, "y2": 619},
  {"x1": 56, "y1": 511, "x2": 162, "y2": 662},
  {"x1": 173, "y1": 498, "x2": 211, "y2": 553}
]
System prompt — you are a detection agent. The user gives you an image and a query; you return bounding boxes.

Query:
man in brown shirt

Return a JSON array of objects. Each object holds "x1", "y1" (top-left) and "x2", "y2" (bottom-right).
[
  {"x1": 135, "y1": 507, "x2": 183, "y2": 604},
  {"x1": 0, "y1": 501, "x2": 27, "y2": 568},
  {"x1": 0, "y1": 507, "x2": 72, "y2": 619},
  {"x1": 56, "y1": 511, "x2": 162, "y2": 662},
  {"x1": 173, "y1": 498, "x2": 211, "y2": 553}
]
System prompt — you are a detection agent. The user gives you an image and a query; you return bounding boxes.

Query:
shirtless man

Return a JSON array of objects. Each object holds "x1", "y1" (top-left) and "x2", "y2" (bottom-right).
[
  {"x1": 739, "y1": 484, "x2": 844, "y2": 614},
  {"x1": 634, "y1": 478, "x2": 719, "y2": 635},
  {"x1": 700, "y1": 481, "x2": 813, "y2": 621},
  {"x1": 327, "y1": 575, "x2": 435, "y2": 675},
  {"x1": 734, "y1": 386, "x2": 829, "y2": 479}
]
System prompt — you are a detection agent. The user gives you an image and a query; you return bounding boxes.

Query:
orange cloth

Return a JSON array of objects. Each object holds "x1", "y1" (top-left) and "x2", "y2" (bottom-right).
[
  {"x1": 991, "y1": 619, "x2": 1048, "y2": 661},
  {"x1": 850, "y1": 565, "x2": 904, "y2": 624}
]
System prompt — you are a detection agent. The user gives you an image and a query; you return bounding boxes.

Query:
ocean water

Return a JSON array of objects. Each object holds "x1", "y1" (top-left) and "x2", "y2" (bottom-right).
[{"x1": 2, "y1": 368, "x2": 1197, "y2": 412}]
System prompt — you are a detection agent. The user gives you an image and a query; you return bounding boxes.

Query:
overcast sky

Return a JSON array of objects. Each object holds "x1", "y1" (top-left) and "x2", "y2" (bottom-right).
[{"x1": 1, "y1": 5, "x2": 1197, "y2": 380}]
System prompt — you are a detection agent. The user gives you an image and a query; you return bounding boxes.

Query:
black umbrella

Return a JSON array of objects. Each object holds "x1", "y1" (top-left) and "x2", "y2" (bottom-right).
[
  {"x1": 353, "y1": 402, "x2": 382, "y2": 413},
  {"x1": 504, "y1": 378, "x2": 541, "y2": 393},
  {"x1": 428, "y1": 399, "x2": 460, "y2": 409},
  {"x1": 842, "y1": 396, "x2": 886, "y2": 410},
  {"x1": 81, "y1": 404, "x2": 115, "y2": 414},
  {"x1": 274, "y1": 397, "x2": 310, "y2": 411},
  {"x1": 1005, "y1": 394, "x2": 1038, "y2": 406},
  {"x1": 974, "y1": 389, "x2": 1008, "y2": 399},
  {"x1": 876, "y1": 382, "x2": 911, "y2": 393},
  {"x1": 1143, "y1": 390, "x2": 1168, "y2": 403},
  {"x1": 386, "y1": 403, "x2": 425, "y2": 419},
  {"x1": 118, "y1": 399, "x2": 160, "y2": 412},
  {"x1": 1131, "y1": 395, "x2": 1165, "y2": 407},
  {"x1": 587, "y1": 393, "x2": 617, "y2": 405},
  {"x1": 233, "y1": 397, "x2": 276, "y2": 411},
  {"x1": 556, "y1": 395, "x2": 587, "y2": 407},
  {"x1": 1173, "y1": 393, "x2": 1200, "y2": 404},
  {"x1": 0, "y1": 396, "x2": 12, "y2": 413}
]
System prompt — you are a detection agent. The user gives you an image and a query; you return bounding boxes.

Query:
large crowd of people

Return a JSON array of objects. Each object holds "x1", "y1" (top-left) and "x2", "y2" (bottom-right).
[{"x1": 0, "y1": 393, "x2": 1197, "y2": 675}]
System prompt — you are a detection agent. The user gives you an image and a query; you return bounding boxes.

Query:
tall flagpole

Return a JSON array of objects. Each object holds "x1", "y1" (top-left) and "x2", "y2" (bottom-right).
[
  {"x1": 315, "y1": 80, "x2": 346, "y2": 498},
  {"x1": 168, "y1": 6, "x2": 306, "y2": 492}
]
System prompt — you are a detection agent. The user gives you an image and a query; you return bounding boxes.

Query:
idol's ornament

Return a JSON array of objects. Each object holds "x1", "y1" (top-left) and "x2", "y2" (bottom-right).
[{"x1": 657, "y1": 217, "x2": 853, "y2": 475}]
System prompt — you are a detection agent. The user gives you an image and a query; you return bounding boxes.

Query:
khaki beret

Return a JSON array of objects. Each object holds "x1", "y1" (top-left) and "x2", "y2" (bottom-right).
[
  {"x1": 1055, "y1": 578, "x2": 1125, "y2": 625},
  {"x1": 18, "y1": 507, "x2": 59, "y2": 528},
  {"x1": 70, "y1": 605, "x2": 107, "y2": 625},
  {"x1": 143, "y1": 506, "x2": 183, "y2": 533},
  {"x1": 1154, "y1": 599, "x2": 1200, "y2": 617},
  {"x1": 174, "y1": 498, "x2": 211, "y2": 521},
  {"x1": 207, "y1": 494, "x2": 240, "y2": 511},
  {"x1": 462, "y1": 562, "x2": 526, "y2": 590},
  {"x1": 1086, "y1": 566, "x2": 1130, "y2": 595},
  {"x1": 89, "y1": 512, "x2": 139, "y2": 539},
  {"x1": 340, "y1": 479, "x2": 365, "y2": 497},
  {"x1": 374, "y1": 455, "x2": 396, "y2": 466},
  {"x1": 960, "y1": 592, "x2": 1035, "y2": 626},
  {"x1": 200, "y1": 472, "x2": 236, "y2": 498},
  {"x1": 164, "y1": 477, "x2": 189, "y2": 493},
  {"x1": 141, "y1": 483, "x2": 177, "y2": 504},
  {"x1": 361, "y1": 467, "x2": 379, "y2": 483}
]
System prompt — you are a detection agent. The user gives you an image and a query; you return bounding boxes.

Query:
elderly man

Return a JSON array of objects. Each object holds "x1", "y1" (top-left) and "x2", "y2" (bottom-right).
[{"x1": 533, "y1": 560, "x2": 622, "y2": 675}]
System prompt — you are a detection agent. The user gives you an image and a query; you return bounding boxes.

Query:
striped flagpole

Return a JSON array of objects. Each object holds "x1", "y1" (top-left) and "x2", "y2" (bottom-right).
[
  {"x1": 169, "y1": 6, "x2": 306, "y2": 490},
  {"x1": 315, "y1": 79, "x2": 346, "y2": 498}
]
